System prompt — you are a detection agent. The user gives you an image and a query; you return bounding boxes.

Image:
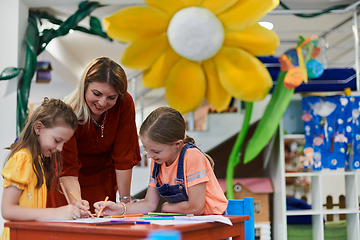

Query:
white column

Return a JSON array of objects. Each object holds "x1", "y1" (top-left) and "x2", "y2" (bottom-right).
[{"x1": 0, "y1": 0, "x2": 29, "y2": 231}]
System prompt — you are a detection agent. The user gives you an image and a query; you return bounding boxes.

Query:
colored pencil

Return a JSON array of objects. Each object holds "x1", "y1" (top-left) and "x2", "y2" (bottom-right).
[
  {"x1": 139, "y1": 217, "x2": 175, "y2": 220},
  {"x1": 110, "y1": 220, "x2": 151, "y2": 224},
  {"x1": 96, "y1": 221, "x2": 135, "y2": 225},
  {"x1": 148, "y1": 212, "x2": 184, "y2": 216},
  {"x1": 111, "y1": 213, "x2": 144, "y2": 218},
  {"x1": 69, "y1": 192, "x2": 95, "y2": 219},
  {"x1": 147, "y1": 212, "x2": 194, "y2": 217},
  {"x1": 60, "y1": 182, "x2": 70, "y2": 204},
  {"x1": 97, "y1": 196, "x2": 109, "y2": 218}
]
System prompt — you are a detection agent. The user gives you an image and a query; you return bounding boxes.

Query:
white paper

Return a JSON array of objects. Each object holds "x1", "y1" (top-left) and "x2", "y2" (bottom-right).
[
  {"x1": 151, "y1": 215, "x2": 232, "y2": 226},
  {"x1": 39, "y1": 215, "x2": 233, "y2": 226},
  {"x1": 40, "y1": 218, "x2": 111, "y2": 223}
]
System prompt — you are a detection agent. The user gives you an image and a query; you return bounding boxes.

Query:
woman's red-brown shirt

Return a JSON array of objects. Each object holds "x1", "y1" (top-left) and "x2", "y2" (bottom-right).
[{"x1": 47, "y1": 92, "x2": 141, "y2": 211}]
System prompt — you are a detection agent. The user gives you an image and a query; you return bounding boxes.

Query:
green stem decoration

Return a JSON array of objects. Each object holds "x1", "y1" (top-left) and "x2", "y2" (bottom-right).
[
  {"x1": 0, "y1": 1, "x2": 111, "y2": 135},
  {"x1": 243, "y1": 71, "x2": 294, "y2": 164},
  {"x1": 226, "y1": 101, "x2": 253, "y2": 199},
  {"x1": 17, "y1": 14, "x2": 39, "y2": 135}
]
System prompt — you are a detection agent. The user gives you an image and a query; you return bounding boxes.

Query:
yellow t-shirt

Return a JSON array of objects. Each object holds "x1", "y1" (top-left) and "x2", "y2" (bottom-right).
[
  {"x1": 149, "y1": 147, "x2": 228, "y2": 215},
  {"x1": 0, "y1": 148, "x2": 46, "y2": 240}
]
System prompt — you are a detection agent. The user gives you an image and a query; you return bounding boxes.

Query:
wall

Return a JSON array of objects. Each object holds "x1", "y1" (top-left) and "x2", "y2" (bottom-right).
[{"x1": 0, "y1": 0, "x2": 29, "y2": 232}]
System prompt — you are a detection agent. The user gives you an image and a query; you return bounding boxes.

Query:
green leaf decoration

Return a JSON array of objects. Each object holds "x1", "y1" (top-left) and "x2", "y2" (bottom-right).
[
  {"x1": 79, "y1": 1, "x2": 89, "y2": 10},
  {"x1": 90, "y1": 16, "x2": 103, "y2": 36},
  {"x1": 0, "y1": 67, "x2": 22, "y2": 80},
  {"x1": 243, "y1": 71, "x2": 294, "y2": 163}
]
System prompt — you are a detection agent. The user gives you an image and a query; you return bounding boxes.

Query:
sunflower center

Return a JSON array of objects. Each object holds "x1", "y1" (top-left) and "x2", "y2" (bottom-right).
[{"x1": 167, "y1": 7, "x2": 224, "y2": 62}]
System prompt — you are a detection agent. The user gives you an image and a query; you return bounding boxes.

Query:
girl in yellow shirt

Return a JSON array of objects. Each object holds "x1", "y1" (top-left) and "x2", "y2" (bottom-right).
[{"x1": 1, "y1": 98, "x2": 85, "y2": 240}]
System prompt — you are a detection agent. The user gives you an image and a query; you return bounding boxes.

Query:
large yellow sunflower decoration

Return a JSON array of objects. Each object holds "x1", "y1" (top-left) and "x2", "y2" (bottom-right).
[{"x1": 103, "y1": 0, "x2": 279, "y2": 114}]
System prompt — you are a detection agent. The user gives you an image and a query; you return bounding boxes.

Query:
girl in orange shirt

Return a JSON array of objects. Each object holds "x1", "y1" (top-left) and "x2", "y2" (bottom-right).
[
  {"x1": 1, "y1": 98, "x2": 84, "y2": 240},
  {"x1": 94, "y1": 106, "x2": 227, "y2": 216}
]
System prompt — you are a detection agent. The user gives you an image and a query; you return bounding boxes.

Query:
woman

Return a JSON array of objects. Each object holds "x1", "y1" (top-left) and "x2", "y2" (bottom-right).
[{"x1": 47, "y1": 57, "x2": 141, "y2": 213}]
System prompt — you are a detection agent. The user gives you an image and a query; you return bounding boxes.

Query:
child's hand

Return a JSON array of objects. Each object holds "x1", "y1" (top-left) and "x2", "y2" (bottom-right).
[
  {"x1": 93, "y1": 201, "x2": 121, "y2": 217},
  {"x1": 71, "y1": 199, "x2": 90, "y2": 218},
  {"x1": 161, "y1": 202, "x2": 170, "y2": 213},
  {"x1": 54, "y1": 205, "x2": 81, "y2": 220}
]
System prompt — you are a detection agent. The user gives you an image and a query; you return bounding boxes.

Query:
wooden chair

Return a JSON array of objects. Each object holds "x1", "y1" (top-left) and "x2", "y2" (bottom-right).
[{"x1": 226, "y1": 197, "x2": 255, "y2": 240}]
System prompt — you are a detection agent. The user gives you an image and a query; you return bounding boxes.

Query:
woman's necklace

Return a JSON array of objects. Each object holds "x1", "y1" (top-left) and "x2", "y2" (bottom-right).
[{"x1": 90, "y1": 111, "x2": 108, "y2": 137}]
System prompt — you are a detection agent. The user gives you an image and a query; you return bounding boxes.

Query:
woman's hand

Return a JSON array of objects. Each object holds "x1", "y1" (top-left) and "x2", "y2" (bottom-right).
[{"x1": 93, "y1": 201, "x2": 123, "y2": 217}]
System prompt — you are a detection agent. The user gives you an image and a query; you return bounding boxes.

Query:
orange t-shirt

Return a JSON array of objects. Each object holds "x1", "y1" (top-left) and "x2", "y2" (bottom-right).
[{"x1": 149, "y1": 147, "x2": 228, "y2": 215}]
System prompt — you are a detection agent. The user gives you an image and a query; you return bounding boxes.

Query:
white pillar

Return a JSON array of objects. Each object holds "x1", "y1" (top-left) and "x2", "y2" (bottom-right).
[{"x1": 0, "y1": 0, "x2": 29, "y2": 231}]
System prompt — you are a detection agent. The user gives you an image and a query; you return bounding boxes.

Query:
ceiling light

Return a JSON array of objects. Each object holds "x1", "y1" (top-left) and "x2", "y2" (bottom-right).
[{"x1": 259, "y1": 21, "x2": 274, "y2": 30}]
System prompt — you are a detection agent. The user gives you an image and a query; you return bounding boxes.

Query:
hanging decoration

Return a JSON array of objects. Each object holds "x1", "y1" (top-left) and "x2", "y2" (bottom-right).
[
  {"x1": 103, "y1": 0, "x2": 280, "y2": 114},
  {"x1": 36, "y1": 61, "x2": 52, "y2": 83}
]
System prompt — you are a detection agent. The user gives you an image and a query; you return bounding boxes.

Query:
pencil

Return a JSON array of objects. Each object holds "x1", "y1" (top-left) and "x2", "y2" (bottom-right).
[
  {"x1": 97, "y1": 196, "x2": 109, "y2": 218},
  {"x1": 60, "y1": 182, "x2": 70, "y2": 204},
  {"x1": 69, "y1": 192, "x2": 95, "y2": 219},
  {"x1": 111, "y1": 213, "x2": 144, "y2": 218}
]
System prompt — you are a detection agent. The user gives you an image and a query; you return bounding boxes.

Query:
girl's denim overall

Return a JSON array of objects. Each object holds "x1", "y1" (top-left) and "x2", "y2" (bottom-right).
[{"x1": 151, "y1": 143, "x2": 196, "y2": 203}]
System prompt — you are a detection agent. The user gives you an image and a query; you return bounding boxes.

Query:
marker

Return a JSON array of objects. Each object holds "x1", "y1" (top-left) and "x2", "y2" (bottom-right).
[
  {"x1": 139, "y1": 217, "x2": 175, "y2": 220},
  {"x1": 110, "y1": 220, "x2": 151, "y2": 224},
  {"x1": 96, "y1": 221, "x2": 135, "y2": 225},
  {"x1": 148, "y1": 212, "x2": 184, "y2": 216}
]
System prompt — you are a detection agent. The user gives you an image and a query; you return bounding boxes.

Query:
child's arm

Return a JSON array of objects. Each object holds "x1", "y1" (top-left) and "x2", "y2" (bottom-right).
[
  {"x1": 161, "y1": 182, "x2": 206, "y2": 215},
  {"x1": 94, "y1": 186, "x2": 160, "y2": 216},
  {"x1": 1, "y1": 186, "x2": 81, "y2": 221}
]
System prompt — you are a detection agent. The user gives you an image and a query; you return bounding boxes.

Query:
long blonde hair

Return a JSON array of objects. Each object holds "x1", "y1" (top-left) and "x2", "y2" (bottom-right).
[
  {"x1": 65, "y1": 57, "x2": 128, "y2": 124},
  {"x1": 5, "y1": 98, "x2": 78, "y2": 190},
  {"x1": 140, "y1": 106, "x2": 214, "y2": 168}
]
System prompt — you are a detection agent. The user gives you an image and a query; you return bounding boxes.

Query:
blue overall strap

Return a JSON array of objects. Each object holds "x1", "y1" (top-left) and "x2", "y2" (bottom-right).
[
  {"x1": 175, "y1": 143, "x2": 196, "y2": 184},
  {"x1": 151, "y1": 162, "x2": 160, "y2": 181},
  {"x1": 151, "y1": 143, "x2": 197, "y2": 183}
]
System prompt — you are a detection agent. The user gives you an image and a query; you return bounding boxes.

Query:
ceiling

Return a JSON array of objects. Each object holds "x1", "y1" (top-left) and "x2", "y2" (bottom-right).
[{"x1": 27, "y1": 0, "x2": 360, "y2": 109}]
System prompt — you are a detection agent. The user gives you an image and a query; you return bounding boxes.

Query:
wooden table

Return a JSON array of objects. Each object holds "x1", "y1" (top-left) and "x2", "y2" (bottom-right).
[{"x1": 5, "y1": 215, "x2": 249, "y2": 240}]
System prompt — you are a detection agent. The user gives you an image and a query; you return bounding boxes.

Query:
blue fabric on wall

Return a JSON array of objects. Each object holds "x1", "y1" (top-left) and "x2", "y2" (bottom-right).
[{"x1": 301, "y1": 96, "x2": 360, "y2": 170}]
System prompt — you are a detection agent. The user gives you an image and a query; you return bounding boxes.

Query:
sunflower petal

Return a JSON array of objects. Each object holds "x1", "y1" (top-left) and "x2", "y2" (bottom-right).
[
  {"x1": 218, "y1": 0, "x2": 279, "y2": 31},
  {"x1": 225, "y1": 24, "x2": 279, "y2": 56},
  {"x1": 121, "y1": 35, "x2": 168, "y2": 70},
  {"x1": 144, "y1": 0, "x2": 185, "y2": 16},
  {"x1": 103, "y1": 6, "x2": 169, "y2": 43},
  {"x1": 202, "y1": 59, "x2": 232, "y2": 112},
  {"x1": 183, "y1": 0, "x2": 202, "y2": 7},
  {"x1": 214, "y1": 46, "x2": 273, "y2": 101},
  {"x1": 166, "y1": 58, "x2": 206, "y2": 114},
  {"x1": 143, "y1": 47, "x2": 181, "y2": 88},
  {"x1": 201, "y1": 0, "x2": 237, "y2": 15}
]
